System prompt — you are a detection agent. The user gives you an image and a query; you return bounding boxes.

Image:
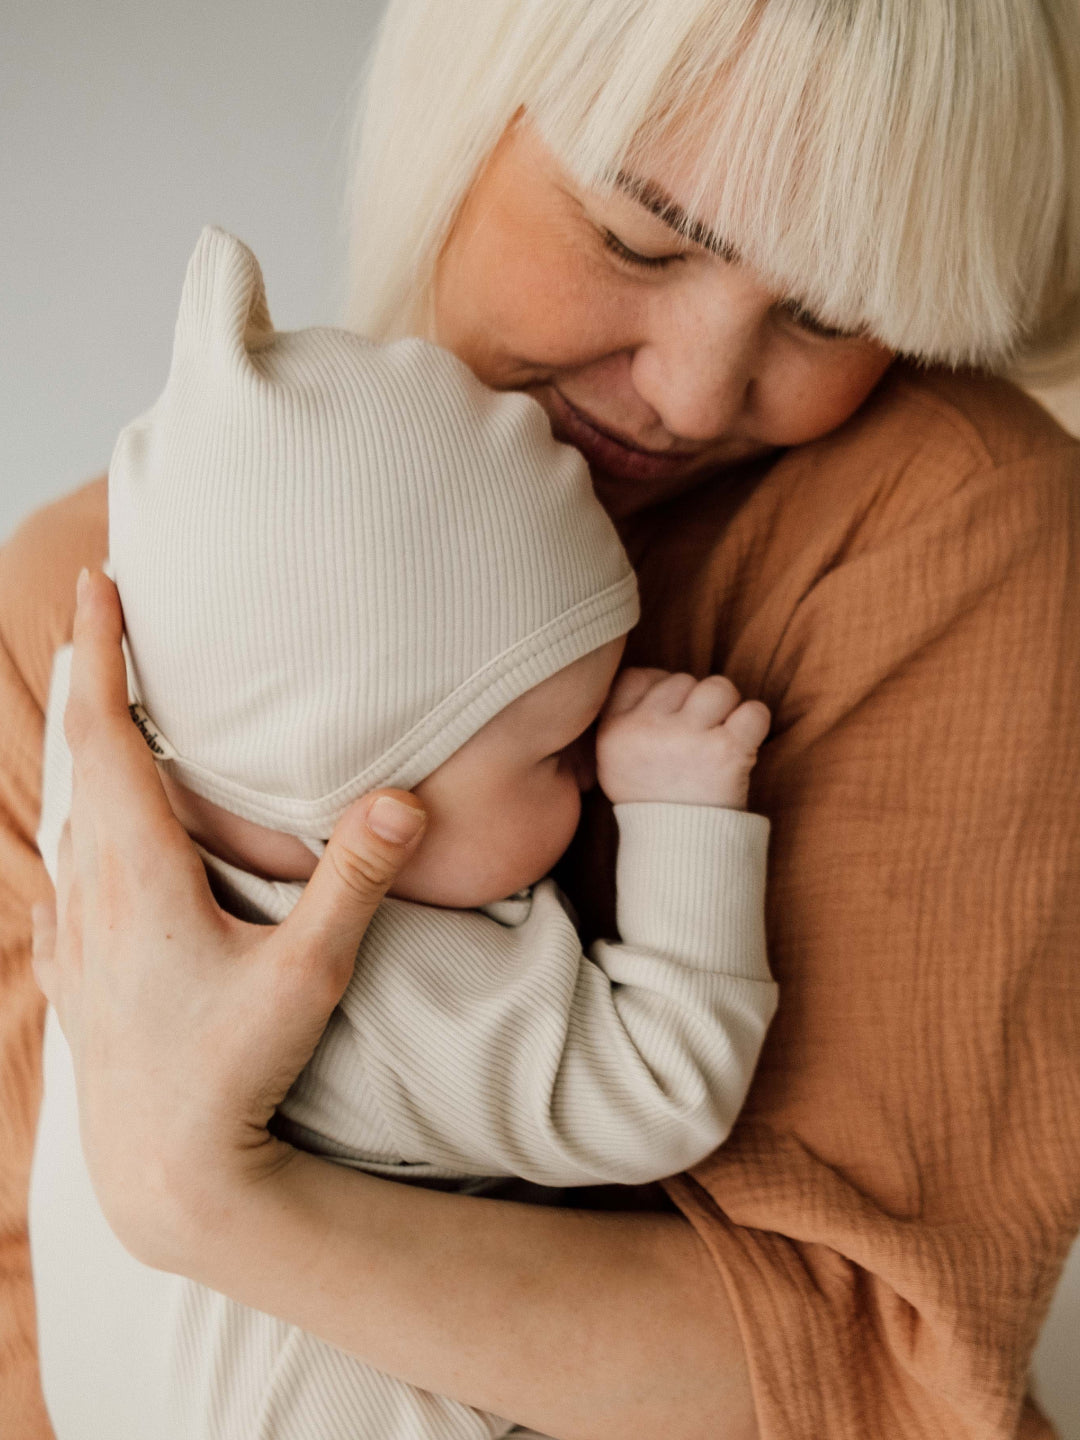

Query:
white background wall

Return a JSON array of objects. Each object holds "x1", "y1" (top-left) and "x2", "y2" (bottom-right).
[
  {"x1": 1, "y1": 0, "x2": 382, "y2": 544},
  {"x1": 3, "y1": 2, "x2": 1078, "y2": 1432}
]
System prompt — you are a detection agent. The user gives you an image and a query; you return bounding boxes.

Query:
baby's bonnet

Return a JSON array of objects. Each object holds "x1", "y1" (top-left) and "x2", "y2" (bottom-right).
[{"x1": 108, "y1": 226, "x2": 638, "y2": 840}]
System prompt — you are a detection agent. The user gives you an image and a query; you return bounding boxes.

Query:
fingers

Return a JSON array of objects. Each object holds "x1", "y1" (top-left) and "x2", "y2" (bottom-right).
[
  {"x1": 722, "y1": 699, "x2": 772, "y2": 751},
  {"x1": 636, "y1": 673, "x2": 699, "y2": 715},
  {"x1": 282, "y1": 789, "x2": 428, "y2": 991},
  {"x1": 55, "y1": 818, "x2": 75, "y2": 929},
  {"x1": 681, "y1": 674, "x2": 742, "y2": 726},
  {"x1": 605, "y1": 667, "x2": 768, "y2": 737},
  {"x1": 64, "y1": 570, "x2": 129, "y2": 761},
  {"x1": 600, "y1": 668, "x2": 670, "y2": 719},
  {"x1": 63, "y1": 570, "x2": 182, "y2": 851}
]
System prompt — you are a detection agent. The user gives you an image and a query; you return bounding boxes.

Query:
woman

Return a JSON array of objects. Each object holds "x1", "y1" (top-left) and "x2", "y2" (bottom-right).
[{"x1": 7, "y1": 1, "x2": 1080, "y2": 1435}]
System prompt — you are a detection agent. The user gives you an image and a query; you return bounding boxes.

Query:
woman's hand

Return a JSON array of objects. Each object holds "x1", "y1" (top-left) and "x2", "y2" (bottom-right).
[{"x1": 30, "y1": 569, "x2": 427, "y2": 1270}]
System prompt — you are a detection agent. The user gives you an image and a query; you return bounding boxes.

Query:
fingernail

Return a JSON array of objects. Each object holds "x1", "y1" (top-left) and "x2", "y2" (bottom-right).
[
  {"x1": 76, "y1": 568, "x2": 90, "y2": 606},
  {"x1": 368, "y1": 796, "x2": 425, "y2": 844}
]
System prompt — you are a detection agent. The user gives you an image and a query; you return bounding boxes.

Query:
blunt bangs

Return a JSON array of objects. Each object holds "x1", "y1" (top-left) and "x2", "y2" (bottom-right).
[
  {"x1": 529, "y1": 0, "x2": 1076, "y2": 369},
  {"x1": 348, "y1": 0, "x2": 1080, "y2": 377}
]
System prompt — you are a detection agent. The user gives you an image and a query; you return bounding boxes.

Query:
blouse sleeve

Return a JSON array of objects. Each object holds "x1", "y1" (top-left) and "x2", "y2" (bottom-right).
[
  {"x1": 662, "y1": 441, "x2": 1080, "y2": 1439},
  {"x1": 0, "y1": 478, "x2": 107, "y2": 1440}
]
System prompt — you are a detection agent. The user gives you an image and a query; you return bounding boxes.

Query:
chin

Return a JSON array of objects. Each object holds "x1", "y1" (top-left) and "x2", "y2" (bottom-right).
[
  {"x1": 388, "y1": 812, "x2": 577, "y2": 909},
  {"x1": 389, "y1": 853, "x2": 560, "y2": 910},
  {"x1": 389, "y1": 881, "x2": 517, "y2": 910}
]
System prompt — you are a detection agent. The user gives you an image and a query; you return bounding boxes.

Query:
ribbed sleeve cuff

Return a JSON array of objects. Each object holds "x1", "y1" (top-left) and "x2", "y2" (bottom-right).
[{"x1": 612, "y1": 803, "x2": 770, "y2": 980}]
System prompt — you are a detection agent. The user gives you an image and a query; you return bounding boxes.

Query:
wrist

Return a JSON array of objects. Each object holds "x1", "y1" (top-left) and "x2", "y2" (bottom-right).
[
  {"x1": 612, "y1": 803, "x2": 772, "y2": 977},
  {"x1": 601, "y1": 779, "x2": 750, "y2": 809},
  {"x1": 136, "y1": 1130, "x2": 302, "y2": 1278}
]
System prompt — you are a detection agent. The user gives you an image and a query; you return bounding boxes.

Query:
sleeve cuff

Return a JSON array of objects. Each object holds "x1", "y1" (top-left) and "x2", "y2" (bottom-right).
[{"x1": 612, "y1": 803, "x2": 770, "y2": 980}]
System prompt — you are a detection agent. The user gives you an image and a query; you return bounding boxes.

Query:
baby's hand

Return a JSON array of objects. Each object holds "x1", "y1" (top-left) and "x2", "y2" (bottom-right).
[{"x1": 596, "y1": 669, "x2": 771, "y2": 810}]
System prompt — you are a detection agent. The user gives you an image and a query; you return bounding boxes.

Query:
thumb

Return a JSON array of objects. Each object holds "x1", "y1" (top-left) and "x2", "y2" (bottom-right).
[{"x1": 282, "y1": 790, "x2": 427, "y2": 978}]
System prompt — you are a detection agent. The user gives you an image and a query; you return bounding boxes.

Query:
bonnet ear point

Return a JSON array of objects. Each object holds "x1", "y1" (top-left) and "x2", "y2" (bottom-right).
[{"x1": 173, "y1": 225, "x2": 274, "y2": 362}]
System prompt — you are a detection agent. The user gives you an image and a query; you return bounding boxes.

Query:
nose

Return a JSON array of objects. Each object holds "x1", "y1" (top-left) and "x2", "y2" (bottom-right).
[{"x1": 628, "y1": 277, "x2": 771, "y2": 444}]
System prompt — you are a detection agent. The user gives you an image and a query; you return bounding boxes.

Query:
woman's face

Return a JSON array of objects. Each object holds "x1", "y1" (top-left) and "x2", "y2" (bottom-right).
[{"x1": 434, "y1": 120, "x2": 895, "y2": 517}]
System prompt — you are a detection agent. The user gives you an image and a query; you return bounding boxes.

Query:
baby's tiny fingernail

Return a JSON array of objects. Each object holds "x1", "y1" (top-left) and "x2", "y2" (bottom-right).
[
  {"x1": 76, "y1": 568, "x2": 90, "y2": 606},
  {"x1": 368, "y1": 796, "x2": 425, "y2": 844}
]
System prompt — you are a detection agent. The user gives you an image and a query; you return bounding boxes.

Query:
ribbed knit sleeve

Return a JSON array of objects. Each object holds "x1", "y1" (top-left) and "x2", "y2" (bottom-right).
[
  {"x1": 633, "y1": 374, "x2": 1080, "y2": 1439},
  {"x1": 613, "y1": 802, "x2": 770, "y2": 980},
  {"x1": 0, "y1": 477, "x2": 107, "y2": 1440}
]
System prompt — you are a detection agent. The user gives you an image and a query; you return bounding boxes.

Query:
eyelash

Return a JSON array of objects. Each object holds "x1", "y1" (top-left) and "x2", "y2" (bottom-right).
[
  {"x1": 776, "y1": 299, "x2": 861, "y2": 342},
  {"x1": 601, "y1": 228, "x2": 859, "y2": 341},
  {"x1": 600, "y1": 228, "x2": 683, "y2": 271}
]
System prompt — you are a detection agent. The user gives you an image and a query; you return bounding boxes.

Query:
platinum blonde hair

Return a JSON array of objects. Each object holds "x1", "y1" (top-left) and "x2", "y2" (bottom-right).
[{"x1": 345, "y1": 0, "x2": 1080, "y2": 379}]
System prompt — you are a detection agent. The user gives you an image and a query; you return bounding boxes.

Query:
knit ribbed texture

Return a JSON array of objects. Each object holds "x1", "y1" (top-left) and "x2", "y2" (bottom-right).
[
  {"x1": 108, "y1": 227, "x2": 638, "y2": 836},
  {"x1": 6, "y1": 366, "x2": 1079, "y2": 1440},
  {"x1": 170, "y1": 802, "x2": 772, "y2": 1440},
  {"x1": 169, "y1": 1296, "x2": 516, "y2": 1440},
  {"x1": 194, "y1": 805, "x2": 773, "y2": 1188},
  {"x1": 34, "y1": 651, "x2": 773, "y2": 1439}
]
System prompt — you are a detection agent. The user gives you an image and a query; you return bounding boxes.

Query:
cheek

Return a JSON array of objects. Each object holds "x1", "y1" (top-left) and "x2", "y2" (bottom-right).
[
  {"x1": 501, "y1": 769, "x2": 584, "y2": 878},
  {"x1": 435, "y1": 190, "x2": 631, "y2": 385},
  {"x1": 402, "y1": 767, "x2": 583, "y2": 902},
  {"x1": 542, "y1": 772, "x2": 585, "y2": 853},
  {"x1": 754, "y1": 344, "x2": 894, "y2": 446},
  {"x1": 436, "y1": 239, "x2": 604, "y2": 384}
]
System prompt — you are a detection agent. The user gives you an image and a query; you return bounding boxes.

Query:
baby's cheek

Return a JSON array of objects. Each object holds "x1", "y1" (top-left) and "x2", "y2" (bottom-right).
[
  {"x1": 528, "y1": 774, "x2": 584, "y2": 871},
  {"x1": 408, "y1": 771, "x2": 585, "y2": 902},
  {"x1": 485, "y1": 773, "x2": 576, "y2": 887}
]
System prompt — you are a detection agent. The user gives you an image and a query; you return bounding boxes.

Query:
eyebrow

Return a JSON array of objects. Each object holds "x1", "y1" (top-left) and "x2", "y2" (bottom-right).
[
  {"x1": 613, "y1": 168, "x2": 866, "y2": 340},
  {"x1": 614, "y1": 170, "x2": 742, "y2": 264}
]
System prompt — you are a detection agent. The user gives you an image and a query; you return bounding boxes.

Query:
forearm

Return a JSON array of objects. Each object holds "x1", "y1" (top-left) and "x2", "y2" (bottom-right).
[{"x1": 174, "y1": 1148, "x2": 758, "y2": 1440}]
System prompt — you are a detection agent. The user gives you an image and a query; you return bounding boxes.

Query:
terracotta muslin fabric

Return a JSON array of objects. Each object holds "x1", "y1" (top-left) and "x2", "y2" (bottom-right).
[{"x1": 2, "y1": 364, "x2": 1079, "y2": 1437}]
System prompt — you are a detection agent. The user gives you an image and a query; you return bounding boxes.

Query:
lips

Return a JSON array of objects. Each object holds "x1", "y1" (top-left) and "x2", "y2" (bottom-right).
[{"x1": 544, "y1": 388, "x2": 708, "y2": 486}]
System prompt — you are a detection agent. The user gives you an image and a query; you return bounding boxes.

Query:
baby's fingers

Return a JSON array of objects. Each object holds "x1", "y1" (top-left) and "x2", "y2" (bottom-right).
[
  {"x1": 722, "y1": 699, "x2": 772, "y2": 751},
  {"x1": 682, "y1": 675, "x2": 742, "y2": 726},
  {"x1": 599, "y1": 667, "x2": 670, "y2": 719}
]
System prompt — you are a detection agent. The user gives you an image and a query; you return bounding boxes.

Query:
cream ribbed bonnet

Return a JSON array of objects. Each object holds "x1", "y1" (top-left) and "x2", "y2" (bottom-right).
[{"x1": 108, "y1": 227, "x2": 639, "y2": 840}]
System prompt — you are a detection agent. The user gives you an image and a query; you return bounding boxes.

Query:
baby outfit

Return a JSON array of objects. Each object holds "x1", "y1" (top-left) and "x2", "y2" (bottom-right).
[{"x1": 36, "y1": 227, "x2": 775, "y2": 1439}]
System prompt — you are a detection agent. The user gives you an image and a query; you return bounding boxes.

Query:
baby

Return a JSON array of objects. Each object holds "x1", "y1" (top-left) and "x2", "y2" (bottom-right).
[{"x1": 37, "y1": 227, "x2": 776, "y2": 1440}]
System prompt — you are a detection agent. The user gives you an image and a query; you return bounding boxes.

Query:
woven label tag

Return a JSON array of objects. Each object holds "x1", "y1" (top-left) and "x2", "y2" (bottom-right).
[{"x1": 128, "y1": 704, "x2": 177, "y2": 760}]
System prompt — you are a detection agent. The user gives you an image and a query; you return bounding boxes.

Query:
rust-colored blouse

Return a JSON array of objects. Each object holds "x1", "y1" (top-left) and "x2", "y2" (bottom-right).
[{"x1": 2, "y1": 364, "x2": 1078, "y2": 1437}]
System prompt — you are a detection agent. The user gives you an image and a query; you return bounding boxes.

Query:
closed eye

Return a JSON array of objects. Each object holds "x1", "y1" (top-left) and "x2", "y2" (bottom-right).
[
  {"x1": 600, "y1": 228, "x2": 686, "y2": 272},
  {"x1": 776, "y1": 297, "x2": 864, "y2": 342}
]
